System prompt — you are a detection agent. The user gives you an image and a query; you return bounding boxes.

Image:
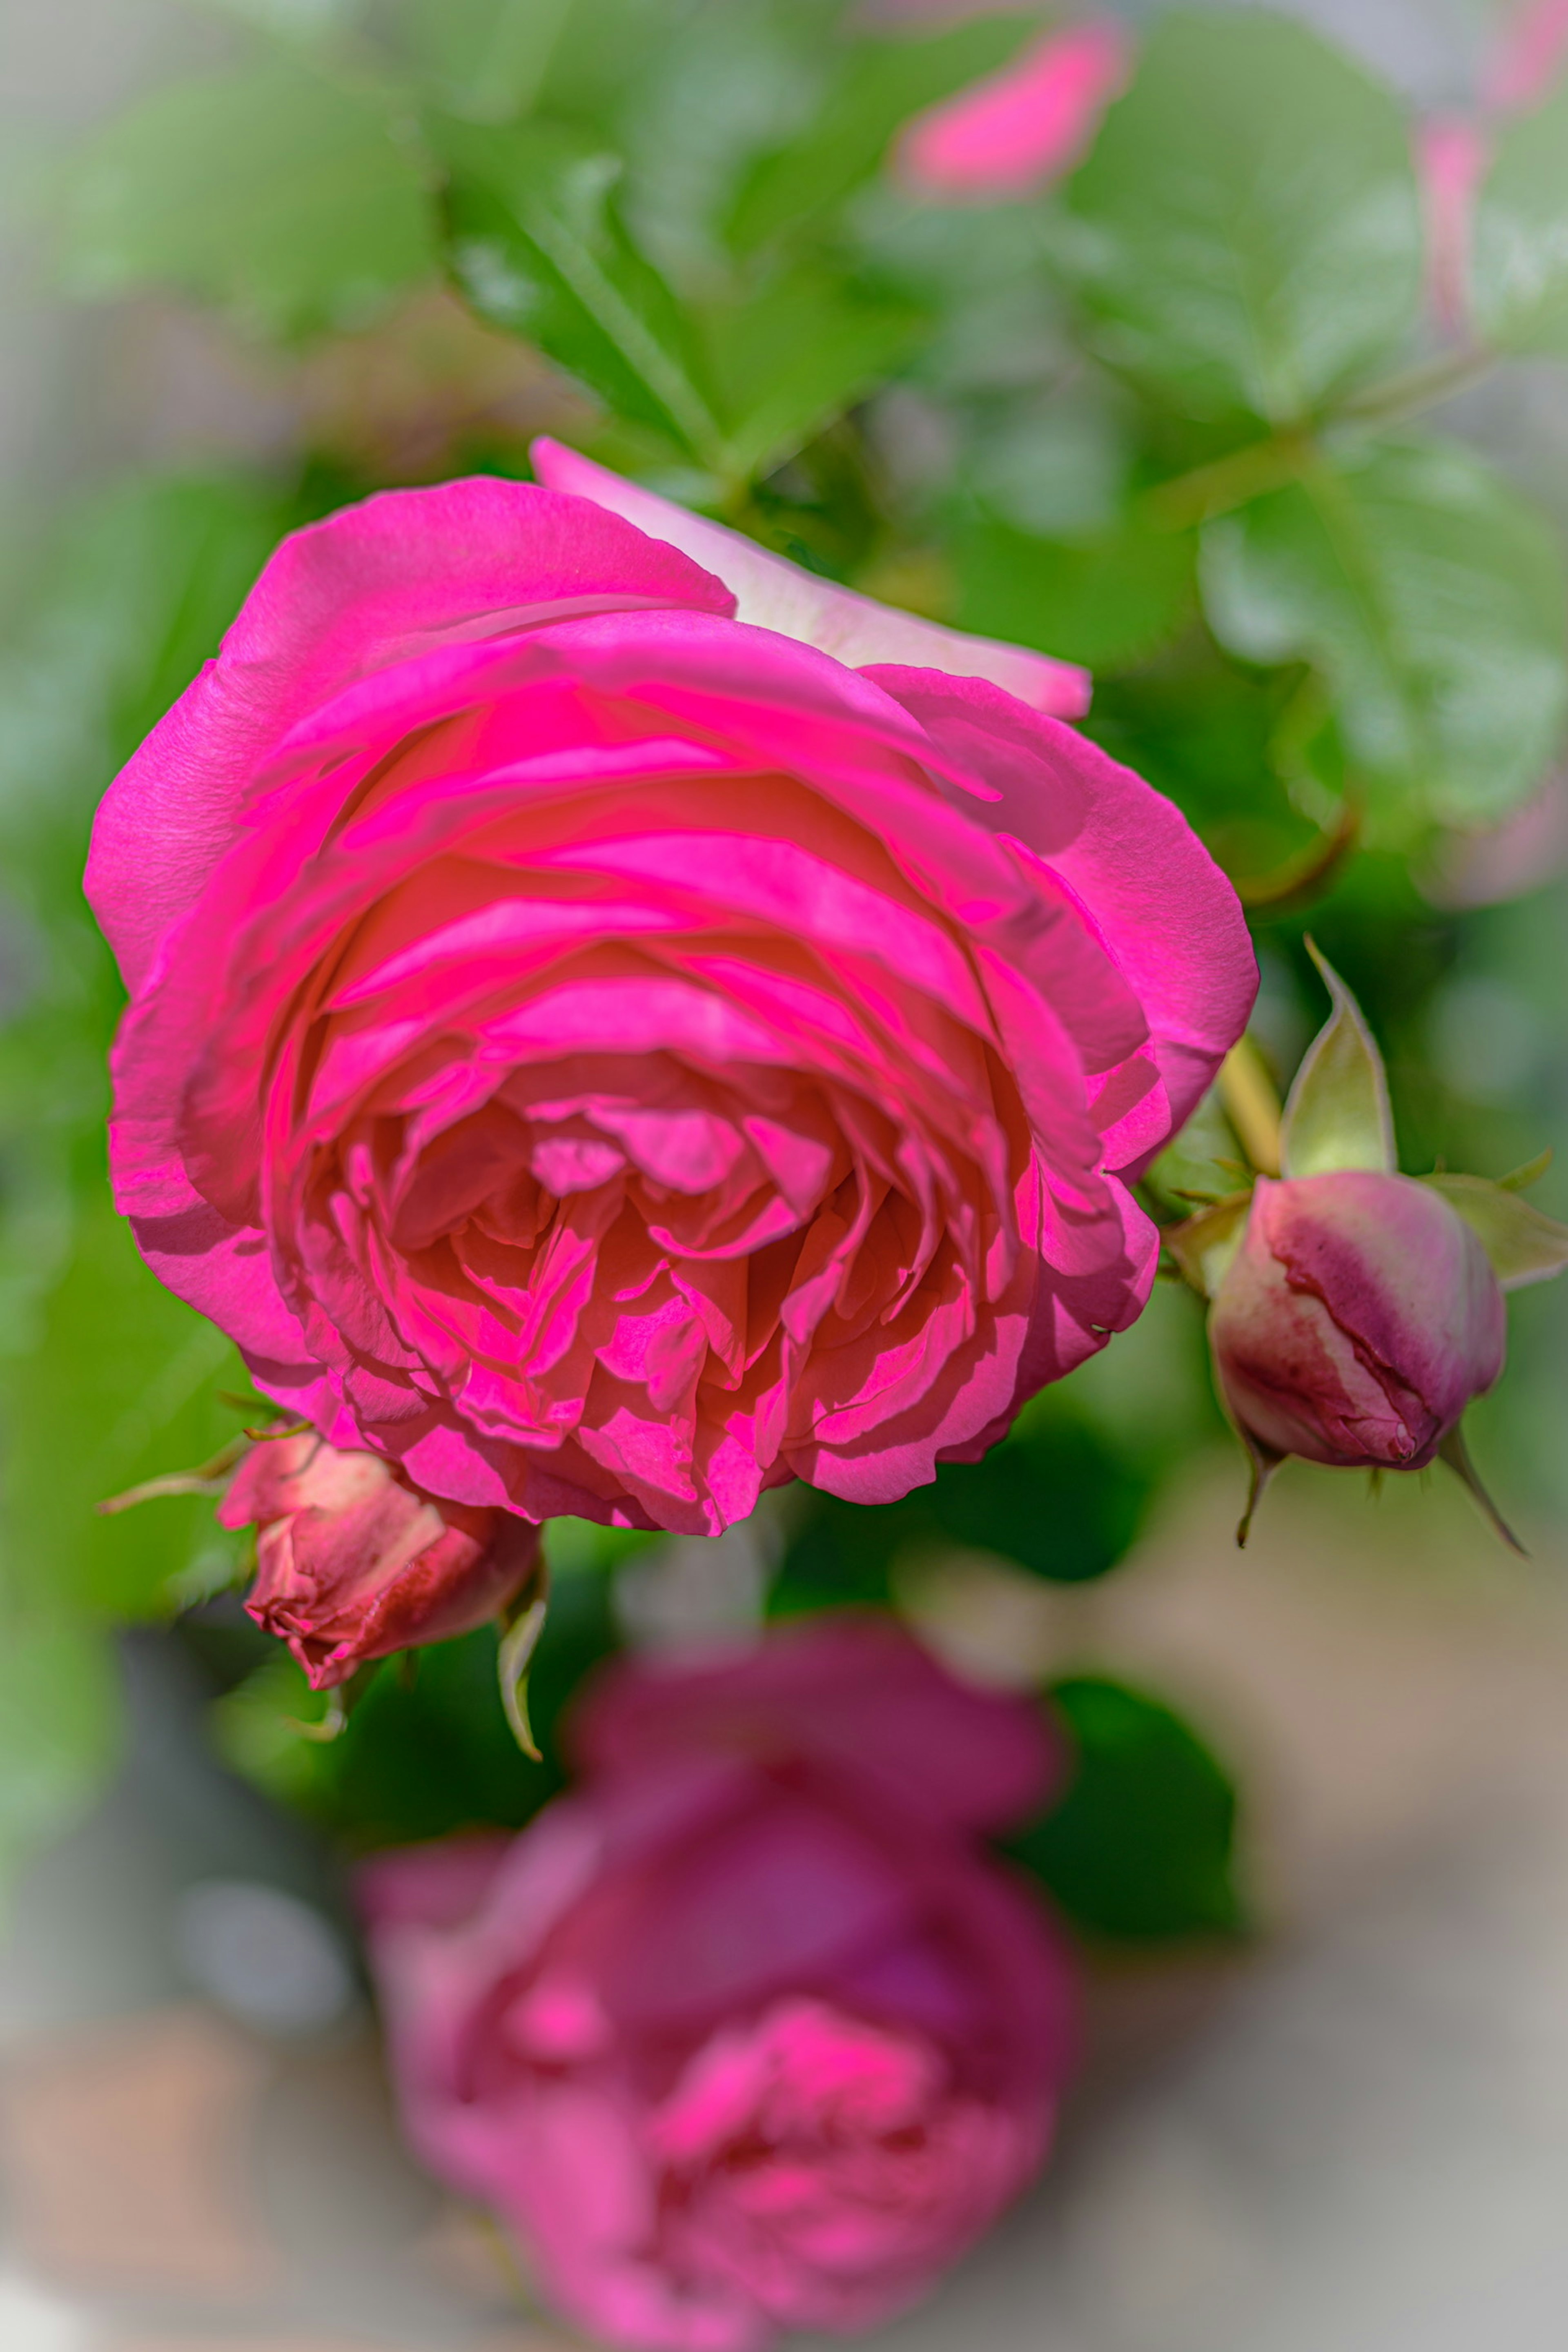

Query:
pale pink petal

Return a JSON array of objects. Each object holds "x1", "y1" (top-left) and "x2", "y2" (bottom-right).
[
  {"x1": 530, "y1": 438, "x2": 1091, "y2": 717},
  {"x1": 897, "y1": 18, "x2": 1132, "y2": 201}
]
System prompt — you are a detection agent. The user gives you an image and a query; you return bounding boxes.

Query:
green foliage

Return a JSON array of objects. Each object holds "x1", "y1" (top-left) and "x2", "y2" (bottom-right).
[
  {"x1": 1472, "y1": 81, "x2": 1568, "y2": 358},
  {"x1": 694, "y1": 269, "x2": 922, "y2": 486},
  {"x1": 4, "y1": 1192, "x2": 249, "y2": 1621},
  {"x1": 956, "y1": 510, "x2": 1195, "y2": 672},
  {"x1": 438, "y1": 114, "x2": 723, "y2": 458},
  {"x1": 0, "y1": 1615, "x2": 121, "y2": 1897},
  {"x1": 1012, "y1": 1676, "x2": 1245, "y2": 1943},
  {"x1": 59, "y1": 55, "x2": 437, "y2": 340},
  {"x1": 771, "y1": 1410, "x2": 1154, "y2": 1617},
  {"x1": 724, "y1": 16, "x2": 1023, "y2": 258},
  {"x1": 1200, "y1": 437, "x2": 1568, "y2": 829},
  {"x1": 389, "y1": 0, "x2": 576, "y2": 122},
  {"x1": 1055, "y1": 10, "x2": 1421, "y2": 422},
  {"x1": 215, "y1": 1563, "x2": 622, "y2": 1848},
  {"x1": 437, "y1": 117, "x2": 921, "y2": 483}
]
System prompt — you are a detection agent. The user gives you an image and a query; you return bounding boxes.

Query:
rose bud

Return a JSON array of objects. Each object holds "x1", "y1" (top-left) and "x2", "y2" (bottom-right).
[
  {"x1": 358, "y1": 1617, "x2": 1076, "y2": 2352},
  {"x1": 1167, "y1": 943, "x2": 1568, "y2": 1545},
  {"x1": 1208, "y1": 1169, "x2": 1506, "y2": 1473},
  {"x1": 218, "y1": 1433, "x2": 539, "y2": 1689}
]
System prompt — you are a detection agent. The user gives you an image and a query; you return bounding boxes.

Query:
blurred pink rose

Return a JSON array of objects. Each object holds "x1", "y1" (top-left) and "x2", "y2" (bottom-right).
[
  {"x1": 87, "y1": 451, "x2": 1252, "y2": 1537},
  {"x1": 1416, "y1": 0, "x2": 1568, "y2": 338},
  {"x1": 359, "y1": 1618, "x2": 1075, "y2": 2350},
  {"x1": 1209, "y1": 1171, "x2": 1506, "y2": 1470},
  {"x1": 1416, "y1": 116, "x2": 1490, "y2": 338},
  {"x1": 219, "y1": 1431, "x2": 539, "y2": 1688},
  {"x1": 1483, "y1": 0, "x2": 1568, "y2": 111},
  {"x1": 897, "y1": 18, "x2": 1132, "y2": 200}
]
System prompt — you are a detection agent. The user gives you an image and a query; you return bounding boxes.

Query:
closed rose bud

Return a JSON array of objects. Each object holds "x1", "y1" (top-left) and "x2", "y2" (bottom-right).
[
  {"x1": 218, "y1": 1434, "x2": 540, "y2": 1688},
  {"x1": 1209, "y1": 1170, "x2": 1506, "y2": 1473}
]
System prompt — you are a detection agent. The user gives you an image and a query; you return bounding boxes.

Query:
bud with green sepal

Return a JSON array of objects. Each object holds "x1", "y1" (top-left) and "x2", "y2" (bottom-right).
[{"x1": 1163, "y1": 943, "x2": 1568, "y2": 1547}]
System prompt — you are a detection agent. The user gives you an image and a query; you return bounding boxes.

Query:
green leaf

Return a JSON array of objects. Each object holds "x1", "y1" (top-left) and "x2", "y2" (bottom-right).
[
  {"x1": 1055, "y1": 9, "x2": 1421, "y2": 422},
  {"x1": 1280, "y1": 940, "x2": 1396, "y2": 1178},
  {"x1": 725, "y1": 16, "x2": 1025, "y2": 258},
  {"x1": 955, "y1": 510, "x2": 1195, "y2": 672},
  {"x1": 1200, "y1": 437, "x2": 1568, "y2": 828},
  {"x1": 771, "y1": 1412, "x2": 1153, "y2": 1616},
  {"x1": 0, "y1": 1616, "x2": 120, "y2": 1897},
  {"x1": 435, "y1": 115, "x2": 723, "y2": 461},
  {"x1": 1143, "y1": 1080, "x2": 1248, "y2": 1217},
  {"x1": 1472, "y1": 82, "x2": 1568, "y2": 357},
  {"x1": 59, "y1": 57, "x2": 437, "y2": 341},
  {"x1": 3, "y1": 1190, "x2": 248, "y2": 1623},
  {"x1": 1011, "y1": 1676, "x2": 1245, "y2": 1942},
  {"x1": 389, "y1": 0, "x2": 575, "y2": 122},
  {"x1": 1424, "y1": 1174, "x2": 1568, "y2": 1290},
  {"x1": 698, "y1": 269, "x2": 923, "y2": 482}
]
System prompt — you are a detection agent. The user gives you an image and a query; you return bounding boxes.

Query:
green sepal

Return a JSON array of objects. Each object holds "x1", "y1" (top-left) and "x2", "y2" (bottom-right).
[
  {"x1": 1279, "y1": 940, "x2": 1395, "y2": 1178},
  {"x1": 498, "y1": 1572, "x2": 551, "y2": 1762},
  {"x1": 1423, "y1": 1172, "x2": 1568, "y2": 1290},
  {"x1": 1164, "y1": 1191, "x2": 1252, "y2": 1300}
]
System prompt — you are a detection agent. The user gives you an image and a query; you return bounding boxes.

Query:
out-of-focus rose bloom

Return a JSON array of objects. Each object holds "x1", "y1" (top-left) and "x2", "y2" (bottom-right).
[
  {"x1": 896, "y1": 19, "x2": 1132, "y2": 201},
  {"x1": 1209, "y1": 1171, "x2": 1506, "y2": 1470},
  {"x1": 87, "y1": 445, "x2": 1253, "y2": 1537},
  {"x1": 1415, "y1": 115, "x2": 1490, "y2": 338},
  {"x1": 359, "y1": 1618, "x2": 1076, "y2": 2351},
  {"x1": 218, "y1": 1432, "x2": 539, "y2": 1688},
  {"x1": 1483, "y1": 0, "x2": 1568, "y2": 111}
]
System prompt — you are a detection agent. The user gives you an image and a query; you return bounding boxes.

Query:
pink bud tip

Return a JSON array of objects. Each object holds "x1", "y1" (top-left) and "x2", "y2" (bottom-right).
[
  {"x1": 1414, "y1": 115, "x2": 1490, "y2": 340},
  {"x1": 896, "y1": 18, "x2": 1134, "y2": 203},
  {"x1": 1483, "y1": 0, "x2": 1568, "y2": 115}
]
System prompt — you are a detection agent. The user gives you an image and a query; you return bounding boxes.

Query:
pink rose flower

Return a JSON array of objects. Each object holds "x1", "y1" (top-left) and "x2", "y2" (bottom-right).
[
  {"x1": 218, "y1": 1430, "x2": 539, "y2": 1687},
  {"x1": 1208, "y1": 1170, "x2": 1506, "y2": 1471},
  {"x1": 358, "y1": 1618, "x2": 1076, "y2": 2351},
  {"x1": 87, "y1": 445, "x2": 1253, "y2": 1535},
  {"x1": 896, "y1": 18, "x2": 1132, "y2": 201}
]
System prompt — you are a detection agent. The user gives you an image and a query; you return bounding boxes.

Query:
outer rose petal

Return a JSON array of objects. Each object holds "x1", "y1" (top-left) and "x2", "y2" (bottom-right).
[
  {"x1": 864, "y1": 668, "x2": 1259, "y2": 1154},
  {"x1": 568, "y1": 1613, "x2": 1062, "y2": 1833},
  {"x1": 86, "y1": 476, "x2": 735, "y2": 994},
  {"x1": 896, "y1": 18, "x2": 1132, "y2": 200},
  {"x1": 529, "y1": 438, "x2": 1091, "y2": 719}
]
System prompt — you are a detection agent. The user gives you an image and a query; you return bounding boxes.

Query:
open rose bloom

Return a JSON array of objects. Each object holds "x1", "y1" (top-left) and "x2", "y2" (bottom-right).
[
  {"x1": 359, "y1": 1618, "x2": 1076, "y2": 2351},
  {"x1": 88, "y1": 444, "x2": 1252, "y2": 1535}
]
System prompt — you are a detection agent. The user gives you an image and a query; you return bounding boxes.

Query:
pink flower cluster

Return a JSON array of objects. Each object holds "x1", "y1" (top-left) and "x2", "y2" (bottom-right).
[
  {"x1": 359, "y1": 1617, "x2": 1076, "y2": 2350},
  {"x1": 87, "y1": 445, "x2": 1252, "y2": 1538}
]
